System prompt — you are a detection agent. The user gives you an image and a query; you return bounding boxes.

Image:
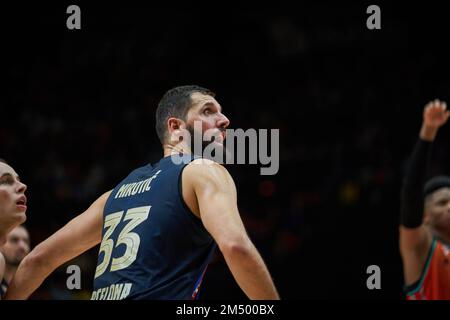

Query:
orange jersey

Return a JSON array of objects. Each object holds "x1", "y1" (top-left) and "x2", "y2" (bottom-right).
[{"x1": 406, "y1": 238, "x2": 450, "y2": 300}]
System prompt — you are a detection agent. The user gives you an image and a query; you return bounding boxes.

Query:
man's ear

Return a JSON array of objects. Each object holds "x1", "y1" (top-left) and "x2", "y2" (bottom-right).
[
  {"x1": 166, "y1": 118, "x2": 188, "y2": 144},
  {"x1": 167, "y1": 118, "x2": 185, "y2": 132}
]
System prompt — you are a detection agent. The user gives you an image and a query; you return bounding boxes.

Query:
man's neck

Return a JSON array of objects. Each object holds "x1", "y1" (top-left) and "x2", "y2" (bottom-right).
[
  {"x1": 0, "y1": 229, "x2": 9, "y2": 247},
  {"x1": 0, "y1": 224, "x2": 17, "y2": 246},
  {"x1": 163, "y1": 142, "x2": 192, "y2": 158},
  {"x1": 428, "y1": 225, "x2": 450, "y2": 246},
  {"x1": 3, "y1": 264, "x2": 17, "y2": 283}
]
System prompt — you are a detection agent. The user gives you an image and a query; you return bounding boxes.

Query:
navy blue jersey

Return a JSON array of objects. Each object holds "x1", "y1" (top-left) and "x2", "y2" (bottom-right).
[
  {"x1": 91, "y1": 155, "x2": 217, "y2": 300},
  {"x1": 0, "y1": 278, "x2": 8, "y2": 298}
]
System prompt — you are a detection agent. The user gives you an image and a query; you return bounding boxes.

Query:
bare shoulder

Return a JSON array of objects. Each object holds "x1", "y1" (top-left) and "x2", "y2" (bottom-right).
[
  {"x1": 185, "y1": 159, "x2": 233, "y2": 182},
  {"x1": 89, "y1": 190, "x2": 113, "y2": 209},
  {"x1": 190, "y1": 158, "x2": 226, "y2": 170},
  {"x1": 399, "y1": 225, "x2": 433, "y2": 285},
  {"x1": 182, "y1": 159, "x2": 237, "y2": 215},
  {"x1": 98, "y1": 190, "x2": 113, "y2": 202}
]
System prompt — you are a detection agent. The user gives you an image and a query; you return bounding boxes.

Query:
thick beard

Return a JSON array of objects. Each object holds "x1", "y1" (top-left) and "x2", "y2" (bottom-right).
[
  {"x1": 186, "y1": 125, "x2": 225, "y2": 161},
  {"x1": 4, "y1": 255, "x2": 22, "y2": 267}
]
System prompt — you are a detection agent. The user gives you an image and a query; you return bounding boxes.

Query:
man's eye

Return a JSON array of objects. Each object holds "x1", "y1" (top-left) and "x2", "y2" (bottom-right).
[
  {"x1": 204, "y1": 109, "x2": 212, "y2": 115},
  {"x1": 0, "y1": 178, "x2": 13, "y2": 185}
]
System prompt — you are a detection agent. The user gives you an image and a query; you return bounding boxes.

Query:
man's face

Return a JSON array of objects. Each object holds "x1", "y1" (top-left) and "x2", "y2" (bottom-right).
[
  {"x1": 425, "y1": 187, "x2": 450, "y2": 236},
  {"x1": 185, "y1": 92, "x2": 230, "y2": 141},
  {"x1": 1, "y1": 226, "x2": 30, "y2": 266},
  {"x1": 0, "y1": 163, "x2": 27, "y2": 230},
  {"x1": 183, "y1": 92, "x2": 230, "y2": 152}
]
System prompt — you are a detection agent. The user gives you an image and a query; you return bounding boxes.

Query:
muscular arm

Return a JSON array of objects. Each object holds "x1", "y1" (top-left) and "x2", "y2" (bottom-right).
[
  {"x1": 399, "y1": 138, "x2": 433, "y2": 284},
  {"x1": 4, "y1": 190, "x2": 111, "y2": 300},
  {"x1": 399, "y1": 100, "x2": 449, "y2": 285},
  {"x1": 399, "y1": 138, "x2": 432, "y2": 235},
  {"x1": 184, "y1": 160, "x2": 279, "y2": 300}
]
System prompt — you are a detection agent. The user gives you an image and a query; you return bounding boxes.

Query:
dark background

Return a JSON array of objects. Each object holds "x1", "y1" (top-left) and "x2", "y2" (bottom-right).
[{"x1": 2, "y1": 2, "x2": 450, "y2": 299}]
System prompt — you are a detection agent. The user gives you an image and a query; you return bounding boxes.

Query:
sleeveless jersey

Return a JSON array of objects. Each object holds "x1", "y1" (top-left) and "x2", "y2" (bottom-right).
[
  {"x1": 405, "y1": 238, "x2": 450, "y2": 300},
  {"x1": 91, "y1": 155, "x2": 216, "y2": 300}
]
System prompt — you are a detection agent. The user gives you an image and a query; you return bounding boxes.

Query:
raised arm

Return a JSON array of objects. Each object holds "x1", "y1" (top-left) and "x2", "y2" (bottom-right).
[
  {"x1": 183, "y1": 159, "x2": 279, "y2": 300},
  {"x1": 399, "y1": 100, "x2": 449, "y2": 284},
  {"x1": 4, "y1": 190, "x2": 111, "y2": 300}
]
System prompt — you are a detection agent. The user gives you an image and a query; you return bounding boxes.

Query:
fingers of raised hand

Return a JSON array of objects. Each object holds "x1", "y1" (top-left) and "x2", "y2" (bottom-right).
[{"x1": 425, "y1": 99, "x2": 446, "y2": 113}]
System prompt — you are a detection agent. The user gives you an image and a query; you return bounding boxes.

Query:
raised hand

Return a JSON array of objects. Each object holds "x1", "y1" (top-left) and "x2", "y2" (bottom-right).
[
  {"x1": 423, "y1": 99, "x2": 450, "y2": 129},
  {"x1": 420, "y1": 99, "x2": 450, "y2": 141}
]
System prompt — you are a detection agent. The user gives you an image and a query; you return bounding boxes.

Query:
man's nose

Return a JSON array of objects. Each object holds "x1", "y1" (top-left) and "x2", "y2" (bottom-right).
[
  {"x1": 217, "y1": 113, "x2": 230, "y2": 129},
  {"x1": 17, "y1": 241, "x2": 28, "y2": 253},
  {"x1": 17, "y1": 181, "x2": 27, "y2": 194}
]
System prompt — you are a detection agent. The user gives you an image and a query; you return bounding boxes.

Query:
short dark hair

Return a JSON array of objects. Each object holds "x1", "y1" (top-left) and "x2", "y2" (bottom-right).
[
  {"x1": 424, "y1": 175, "x2": 450, "y2": 197},
  {"x1": 155, "y1": 85, "x2": 215, "y2": 144}
]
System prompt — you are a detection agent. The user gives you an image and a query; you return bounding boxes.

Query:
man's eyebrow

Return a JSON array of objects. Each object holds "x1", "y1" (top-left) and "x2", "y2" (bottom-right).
[
  {"x1": 202, "y1": 101, "x2": 222, "y2": 112},
  {"x1": 0, "y1": 173, "x2": 20, "y2": 180}
]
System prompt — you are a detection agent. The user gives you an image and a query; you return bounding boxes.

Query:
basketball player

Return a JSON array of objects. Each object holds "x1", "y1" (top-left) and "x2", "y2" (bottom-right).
[
  {"x1": 5, "y1": 85, "x2": 280, "y2": 300},
  {"x1": 0, "y1": 159, "x2": 28, "y2": 298},
  {"x1": 0, "y1": 225, "x2": 30, "y2": 297},
  {"x1": 400, "y1": 99, "x2": 450, "y2": 299}
]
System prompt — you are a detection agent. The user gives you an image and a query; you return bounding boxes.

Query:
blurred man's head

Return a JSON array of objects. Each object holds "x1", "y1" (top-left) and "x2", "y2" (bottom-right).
[
  {"x1": 1, "y1": 225, "x2": 30, "y2": 267},
  {"x1": 0, "y1": 160, "x2": 27, "y2": 237},
  {"x1": 155, "y1": 85, "x2": 230, "y2": 152},
  {"x1": 424, "y1": 176, "x2": 450, "y2": 238}
]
